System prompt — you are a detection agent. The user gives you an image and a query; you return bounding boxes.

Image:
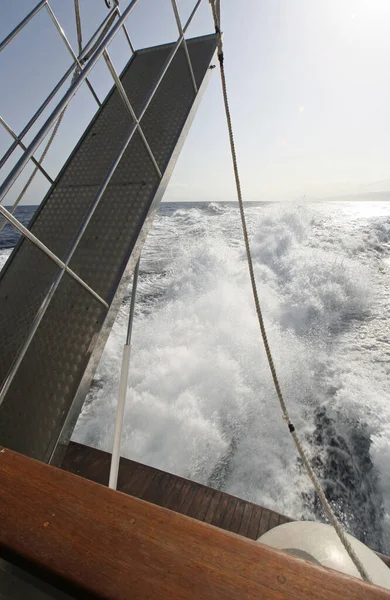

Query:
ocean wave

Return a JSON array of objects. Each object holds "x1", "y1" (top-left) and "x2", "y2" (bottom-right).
[
  {"x1": 206, "y1": 202, "x2": 227, "y2": 214},
  {"x1": 72, "y1": 201, "x2": 390, "y2": 553},
  {"x1": 0, "y1": 249, "x2": 11, "y2": 272}
]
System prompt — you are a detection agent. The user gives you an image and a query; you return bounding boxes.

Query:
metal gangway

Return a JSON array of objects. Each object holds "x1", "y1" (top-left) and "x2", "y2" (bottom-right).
[{"x1": 0, "y1": 0, "x2": 218, "y2": 464}]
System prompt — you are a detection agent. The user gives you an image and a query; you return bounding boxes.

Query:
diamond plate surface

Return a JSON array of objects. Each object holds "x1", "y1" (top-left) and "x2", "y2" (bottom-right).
[{"x1": 0, "y1": 34, "x2": 217, "y2": 461}]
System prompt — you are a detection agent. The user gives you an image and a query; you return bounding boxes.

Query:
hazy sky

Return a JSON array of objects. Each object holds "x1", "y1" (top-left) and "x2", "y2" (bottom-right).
[{"x1": 1, "y1": 0, "x2": 390, "y2": 204}]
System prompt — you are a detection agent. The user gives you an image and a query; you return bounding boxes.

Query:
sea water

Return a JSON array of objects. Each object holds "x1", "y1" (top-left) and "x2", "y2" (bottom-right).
[{"x1": 1, "y1": 200, "x2": 390, "y2": 552}]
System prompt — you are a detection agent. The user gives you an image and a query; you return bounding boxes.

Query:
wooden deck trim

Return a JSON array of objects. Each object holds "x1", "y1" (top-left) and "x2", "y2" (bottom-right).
[
  {"x1": 62, "y1": 441, "x2": 390, "y2": 569},
  {"x1": 62, "y1": 441, "x2": 294, "y2": 539},
  {"x1": 0, "y1": 445, "x2": 389, "y2": 599}
]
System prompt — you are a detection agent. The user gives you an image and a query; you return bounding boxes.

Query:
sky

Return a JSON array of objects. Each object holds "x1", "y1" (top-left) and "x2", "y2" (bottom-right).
[{"x1": 1, "y1": 0, "x2": 390, "y2": 204}]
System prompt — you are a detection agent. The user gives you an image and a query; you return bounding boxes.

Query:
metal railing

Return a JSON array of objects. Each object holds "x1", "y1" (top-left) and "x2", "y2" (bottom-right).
[
  {"x1": 0, "y1": 116, "x2": 54, "y2": 184},
  {"x1": 0, "y1": 0, "x2": 206, "y2": 406}
]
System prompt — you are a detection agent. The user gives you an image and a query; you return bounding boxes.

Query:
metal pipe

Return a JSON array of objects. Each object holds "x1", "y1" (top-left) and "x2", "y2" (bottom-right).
[
  {"x1": 0, "y1": 206, "x2": 108, "y2": 309},
  {"x1": 0, "y1": 117, "x2": 54, "y2": 184},
  {"x1": 57, "y1": 127, "x2": 137, "y2": 269},
  {"x1": 108, "y1": 257, "x2": 140, "y2": 490},
  {"x1": 0, "y1": 0, "x2": 203, "y2": 403},
  {"x1": 0, "y1": 267, "x2": 68, "y2": 405},
  {"x1": 103, "y1": 50, "x2": 162, "y2": 178},
  {"x1": 171, "y1": 0, "x2": 198, "y2": 94},
  {"x1": 0, "y1": 115, "x2": 138, "y2": 406},
  {"x1": 0, "y1": 9, "x2": 120, "y2": 172},
  {"x1": 184, "y1": 0, "x2": 204, "y2": 34},
  {"x1": 0, "y1": 64, "x2": 75, "y2": 171},
  {"x1": 0, "y1": 223, "x2": 108, "y2": 408},
  {"x1": 208, "y1": 0, "x2": 221, "y2": 28},
  {"x1": 138, "y1": 0, "x2": 203, "y2": 122},
  {"x1": 0, "y1": 0, "x2": 47, "y2": 53},
  {"x1": 215, "y1": 0, "x2": 221, "y2": 28},
  {"x1": 126, "y1": 259, "x2": 140, "y2": 345},
  {"x1": 79, "y1": 8, "x2": 117, "y2": 63},
  {"x1": 45, "y1": 3, "x2": 101, "y2": 107},
  {"x1": 0, "y1": 0, "x2": 141, "y2": 206},
  {"x1": 114, "y1": 5, "x2": 135, "y2": 54},
  {"x1": 29, "y1": 14, "x2": 201, "y2": 309}
]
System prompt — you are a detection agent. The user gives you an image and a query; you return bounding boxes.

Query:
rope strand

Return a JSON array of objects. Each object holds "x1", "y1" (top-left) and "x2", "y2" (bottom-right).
[{"x1": 209, "y1": 0, "x2": 371, "y2": 583}]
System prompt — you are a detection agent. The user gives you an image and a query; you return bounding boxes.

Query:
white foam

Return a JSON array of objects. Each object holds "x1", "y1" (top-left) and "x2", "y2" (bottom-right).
[
  {"x1": 0, "y1": 201, "x2": 388, "y2": 547},
  {"x1": 73, "y1": 202, "x2": 390, "y2": 545},
  {"x1": 0, "y1": 249, "x2": 11, "y2": 271}
]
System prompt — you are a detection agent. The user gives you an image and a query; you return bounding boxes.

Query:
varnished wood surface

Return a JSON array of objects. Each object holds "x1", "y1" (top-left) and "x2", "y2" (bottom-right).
[
  {"x1": 1, "y1": 445, "x2": 389, "y2": 599},
  {"x1": 62, "y1": 441, "x2": 390, "y2": 568},
  {"x1": 62, "y1": 441, "x2": 289, "y2": 540}
]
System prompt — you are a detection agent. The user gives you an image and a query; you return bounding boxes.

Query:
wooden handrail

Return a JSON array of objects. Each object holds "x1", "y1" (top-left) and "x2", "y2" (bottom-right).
[
  {"x1": 62, "y1": 440, "x2": 390, "y2": 569},
  {"x1": 0, "y1": 446, "x2": 389, "y2": 599}
]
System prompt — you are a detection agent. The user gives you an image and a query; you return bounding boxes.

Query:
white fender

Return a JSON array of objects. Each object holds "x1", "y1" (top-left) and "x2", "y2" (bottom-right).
[{"x1": 258, "y1": 521, "x2": 390, "y2": 590}]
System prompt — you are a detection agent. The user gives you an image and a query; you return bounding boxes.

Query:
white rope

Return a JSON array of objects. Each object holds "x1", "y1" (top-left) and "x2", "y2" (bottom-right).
[{"x1": 209, "y1": 0, "x2": 371, "y2": 583}]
